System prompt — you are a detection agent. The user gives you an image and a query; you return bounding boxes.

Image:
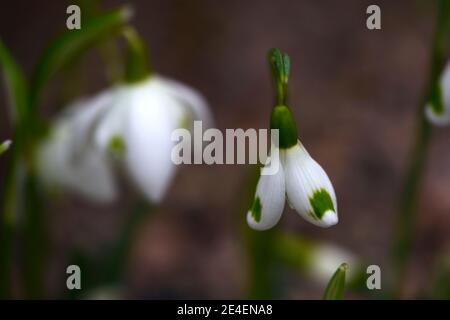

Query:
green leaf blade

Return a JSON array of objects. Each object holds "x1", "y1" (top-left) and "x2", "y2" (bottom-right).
[
  {"x1": 0, "y1": 40, "x2": 29, "y2": 123},
  {"x1": 323, "y1": 262, "x2": 348, "y2": 300},
  {"x1": 29, "y1": 6, "x2": 132, "y2": 108}
]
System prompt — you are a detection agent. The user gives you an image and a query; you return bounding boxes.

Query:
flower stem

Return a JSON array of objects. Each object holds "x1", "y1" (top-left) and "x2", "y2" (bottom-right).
[
  {"x1": 22, "y1": 173, "x2": 47, "y2": 298},
  {"x1": 67, "y1": 199, "x2": 151, "y2": 298},
  {"x1": 391, "y1": 0, "x2": 450, "y2": 297},
  {"x1": 122, "y1": 27, "x2": 151, "y2": 83},
  {"x1": 240, "y1": 166, "x2": 278, "y2": 298}
]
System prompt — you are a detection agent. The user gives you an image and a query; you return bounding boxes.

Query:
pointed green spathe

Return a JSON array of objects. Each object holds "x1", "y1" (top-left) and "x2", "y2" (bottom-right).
[{"x1": 323, "y1": 263, "x2": 348, "y2": 300}]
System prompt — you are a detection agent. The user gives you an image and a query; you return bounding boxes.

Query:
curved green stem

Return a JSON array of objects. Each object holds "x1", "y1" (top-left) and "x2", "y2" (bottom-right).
[{"x1": 122, "y1": 27, "x2": 151, "y2": 83}]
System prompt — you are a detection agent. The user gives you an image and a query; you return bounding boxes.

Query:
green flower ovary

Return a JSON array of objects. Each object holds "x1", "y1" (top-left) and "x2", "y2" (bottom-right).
[
  {"x1": 308, "y1": 189, "x2": 335, "y2": 220},
  {"x1": 270, "y1": 105, "x2": 298, "y2": 149}
]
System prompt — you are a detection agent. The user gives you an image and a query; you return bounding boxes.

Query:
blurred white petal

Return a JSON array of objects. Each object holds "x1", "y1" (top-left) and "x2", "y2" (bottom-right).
[
  {"x1": 37, "y1": 93, "x2": 117, "y2": 203},
  {"x1": 152, "y1": 75, "x2": 213, "y2": 128},
  {"x1": 93, "y1": 87, "x2": 130, "y2": 151},
  {"x1": 122, "y1": 79, "x2": 182, "y2": 202},
  {"x1": 67, "y1": 89, "x2": 115, "y2": 152}
]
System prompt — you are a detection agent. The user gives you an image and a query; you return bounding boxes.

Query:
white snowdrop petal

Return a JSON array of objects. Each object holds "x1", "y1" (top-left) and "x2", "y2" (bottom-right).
[
  {"x1": 67, "y1": 148, "x2": 117, "y2": 202},
  {"x1": 67, "y1": 89, "x2": 116, "y2": 152},
  {"x1": 247, "y1": 149, "x2": 285, "y2": 230},
  {"x1": 93, "y1": 87, "x2": 131, "y2": 152},
  {"x1": 37, "y1": 119, "x2": 117, "y2": 202},
  {"x1": 284, "y1": 142, "x2": 338, "y2": 228},
  {"x1": 37, "y1": 121, "x2": 74, "y2": 190},
  {"x1": 152, "y1": 75, "x2": 213, "y2": 129},
  {"x1": 37, "y1": 90, "x2": 118, "y2": 202},
  {"x1": 123, "y1": 84, "x2": 181, "y2": 203}
]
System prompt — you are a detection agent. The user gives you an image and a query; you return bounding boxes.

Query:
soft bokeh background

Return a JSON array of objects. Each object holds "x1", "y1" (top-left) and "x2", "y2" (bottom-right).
[{"x1": 0, "y1": 0, "x2": 449, "y2": 299}]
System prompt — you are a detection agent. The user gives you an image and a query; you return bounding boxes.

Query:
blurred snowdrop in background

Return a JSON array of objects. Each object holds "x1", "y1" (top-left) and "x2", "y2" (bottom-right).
[
  {"x1": 0, "y1": 140, "x2": 11, "y2": 155},
  {"x1": 307, "y1": 244, "x2": 358, "y2": 284},
  {"x1": 37, "y1": 74, "x2": 211, "y2": 203},
  {"x1": 425, "y1": 60, "x2": 450, "y2": 125},
  {"x1": 37, "y1": 27, "x2": 212, "y2": 204}
]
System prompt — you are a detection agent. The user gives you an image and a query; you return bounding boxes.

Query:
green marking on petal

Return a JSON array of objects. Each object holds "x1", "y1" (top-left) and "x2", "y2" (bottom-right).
[
  {"x1": 108, "y1": 135, "x2": 126, "y2": 156},
  {"x1": 250, "y1": 196, "x2": 262, "y2": 223},
  {"x1": 430, "y1": 83, "x2": 445, "y2": 115},
  {"x1": 178, "y1": 112, "x2": 193, "y2": 130},
  {"x1": 309, "y1": 189, "x2": 335, "y2": 220},
  {"x1": 306, "y1": 210, "x2": 319, "y2": 221}
]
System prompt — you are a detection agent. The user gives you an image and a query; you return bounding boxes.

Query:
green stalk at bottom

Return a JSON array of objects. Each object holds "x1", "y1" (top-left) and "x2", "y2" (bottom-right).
[{"x1": 390, "y1": 0, "x2": 450, "y2": 297}]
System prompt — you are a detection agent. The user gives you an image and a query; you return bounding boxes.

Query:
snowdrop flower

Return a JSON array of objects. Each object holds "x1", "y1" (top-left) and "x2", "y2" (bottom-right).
[
  {"x1": 0, "y1": 140, "x2": 12, "y2": 155},
  {"x1": 425, "y1": 60, "x2": 450, "y2": 125},
  {"x1": 37, "y1": 27, "x2": 211, "y2": 203},
  {"x1": 247, "y1": 49, "x2": 337, "y2": 230},
  {"x1": 93, "y1": 75, "x2": 212, "y2": 202},
  {"x1": 308, "y1": 244, "x2": 358, "y2": 283}
]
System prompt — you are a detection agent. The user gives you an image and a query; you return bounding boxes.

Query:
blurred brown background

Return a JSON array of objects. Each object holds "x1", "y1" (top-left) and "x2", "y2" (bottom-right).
[{"x1": 0, "y1": 0, "x2": 449, "y2": 299}]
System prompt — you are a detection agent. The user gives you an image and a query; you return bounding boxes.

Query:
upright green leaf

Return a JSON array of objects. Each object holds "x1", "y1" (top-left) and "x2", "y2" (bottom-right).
[
  {"x1": 323, "y1": 263, "x2": 348, "y2": 300},
  {"x1": 29, "y1": 6, "x2": 132, "y2": 108},
  {"x1": 0, "y1": 40, "x2": 28, "y2": 123}
]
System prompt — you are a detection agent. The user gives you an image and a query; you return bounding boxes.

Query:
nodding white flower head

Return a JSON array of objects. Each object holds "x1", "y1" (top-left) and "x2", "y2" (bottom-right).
[
  {"x1": 37, "y1": 75, "x2": 211, "y2": 203},
  {"x1": 37, "y1": 27, "x2": 211, "y2": 204},
  {"x1": 0, "y1": 140, "x2": 12, "y2": 155},
  {"x1": 247, "y1": 49, "x2": 337, "y2": 230},
  {"x1": 95, "y1": 75, "x2": 212, "y2": 202},
  {"x1": 308, "y1": 244, "x2": 358, "y2": 283},
  {"x1": 425, "y1": 60, "x2": 450, "y2": 125}
]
